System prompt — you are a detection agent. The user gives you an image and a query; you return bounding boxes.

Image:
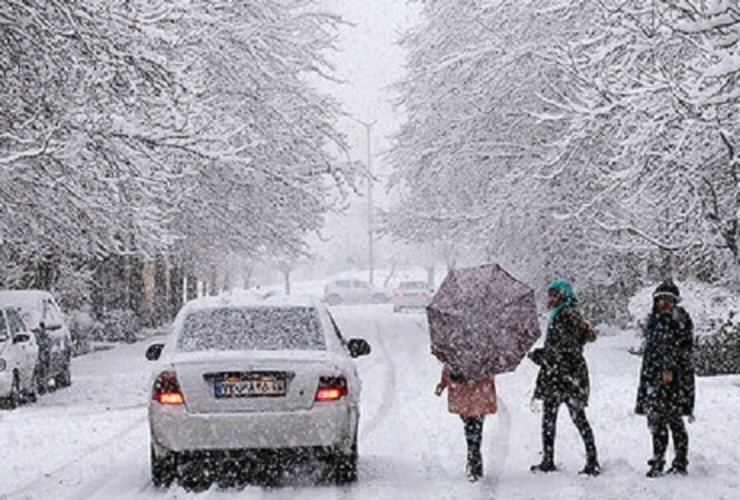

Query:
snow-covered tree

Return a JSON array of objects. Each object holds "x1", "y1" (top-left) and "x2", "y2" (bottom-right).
[
  {"x1": 540, "y1": 0, "x2": 740, "y2": 277},
  {"x1": 387, "y1": 0, "x2": 740, "y2": 319},
  {"x1": 387, "y1": 0, "x2": 592, "y2": 285},
  {"x1": 1, "y1": 0, "x2": 356, "y2": 314},
  {"x1": 1, "y1": 0, "x2": 183, "y2": 289},
  {"x1": 138, "y1": 1, "x2": 354, "y2": 273}
]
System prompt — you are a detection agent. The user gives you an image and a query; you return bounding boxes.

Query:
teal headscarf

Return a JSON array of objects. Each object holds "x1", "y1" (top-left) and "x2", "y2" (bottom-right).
[{"x1": 547, "y1": 279, "x2": 577, "y2": 328}]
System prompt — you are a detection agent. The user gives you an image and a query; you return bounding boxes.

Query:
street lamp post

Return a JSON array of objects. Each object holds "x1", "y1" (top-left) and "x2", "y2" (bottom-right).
[{"x1": 348, "y1": 116, "x2": 376, "y2": 285}]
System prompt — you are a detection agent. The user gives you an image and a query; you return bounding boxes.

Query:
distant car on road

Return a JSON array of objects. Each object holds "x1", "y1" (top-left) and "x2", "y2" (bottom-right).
[
  {"x1": 0, "y1": 306, "x2": 39, "y2": 409},
  {"x1": 392, "y1": 280, "x2": 434, "y2": 313},
  {"x1": 323, "y1": 279, "x2": 389, "y2": 305},
  {"x1": 145, "y1": 293, "x2": 371, "y2": 488},
  {"x1": 0, "y1": 290, "x2": 72, "y2": 393}
]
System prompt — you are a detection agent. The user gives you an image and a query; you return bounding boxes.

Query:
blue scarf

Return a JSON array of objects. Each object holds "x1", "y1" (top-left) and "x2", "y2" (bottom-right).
[{"x1": 547, "y1": 279, "x2": 578, "y2": 329}]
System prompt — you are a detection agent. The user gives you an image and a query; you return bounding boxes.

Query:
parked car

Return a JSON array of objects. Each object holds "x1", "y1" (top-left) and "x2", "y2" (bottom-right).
[
  {"x1": 0, "y1": 290, "x2": 73, "y2": 393},
  {"x1": 0, "y1": 306, "x2": 39, "y2": 408},
  {"x1": 391, "y1": 280, "x2": 434, "y2": 313},
  {"x1": 323, "y1": 279, "x2": 389, "y2": 305},
  {"x1": 145, "y1": 293, "x2": 371, "y2": 488}
]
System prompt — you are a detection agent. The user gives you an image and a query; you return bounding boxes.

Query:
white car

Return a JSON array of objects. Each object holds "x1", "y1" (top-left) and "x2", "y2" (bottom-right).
[
  {"x1": 391, "y1": 280, "x2": 434, "y2": 313},
  {"x1": 145, "y1": 293, "x2": 371, "y2": 488},
  {"x1": 323, "y1": 279, "x2": 389, "y2": 305},
  {"x1": 0, "y1": 290, "x2": 73, "y2": 392},
  {"x1": 0, "y1": 306, "x2": 40, "y2": 409}
]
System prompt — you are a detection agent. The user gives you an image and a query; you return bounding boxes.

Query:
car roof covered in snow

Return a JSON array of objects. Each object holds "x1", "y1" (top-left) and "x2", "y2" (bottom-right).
[
  {"x1": 179, "y1": 291, "x2": 325, "y2": 314},
  {"x1": 0, "y1": 289, "x2": 52, "y2": 308}
]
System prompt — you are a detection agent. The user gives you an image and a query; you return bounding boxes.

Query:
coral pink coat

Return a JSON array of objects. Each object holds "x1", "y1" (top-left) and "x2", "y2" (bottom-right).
[{"x1": 438, "y1": 366, "x2": 497, "y2": 417}]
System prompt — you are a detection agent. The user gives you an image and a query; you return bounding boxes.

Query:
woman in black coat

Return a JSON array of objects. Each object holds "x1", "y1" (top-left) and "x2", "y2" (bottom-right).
[
  {"x1": 529, "y1": 279, "x2": 600, "y2": 475},
  {"x1": 635, "y1": 280, "x2": 695, "y2": 477}
]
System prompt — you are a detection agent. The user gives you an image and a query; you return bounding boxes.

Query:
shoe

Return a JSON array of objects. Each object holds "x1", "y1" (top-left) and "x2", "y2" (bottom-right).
[
  {"x1": 579, "y1": 460, "x2": 601, "y2": 476},
  {"x1": 646, "y1": 458, "x2": 665, "y2": 478},
  {"x1": 530, "y1": 460, "x2": 556, "y2": 473},
  {"x1": 466, "y1": 459, "x2": 483, "y2": 482},
  {"x1": 667, "y1": 461, "x2": 688, "y2": 475}
]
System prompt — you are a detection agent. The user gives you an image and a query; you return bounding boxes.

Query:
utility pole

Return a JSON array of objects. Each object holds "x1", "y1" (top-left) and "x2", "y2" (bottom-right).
[{"x1": 348, "y1": 116, "x2": 377, "y2": 285}]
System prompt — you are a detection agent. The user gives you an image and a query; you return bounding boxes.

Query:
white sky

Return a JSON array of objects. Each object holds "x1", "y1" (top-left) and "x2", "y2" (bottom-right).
[
  {"x1": 300, "y1": 1, "x2": 421, "y2": 280},
  {"x1": 321, "y1": 0, "x2": 419, "y2": 174}
]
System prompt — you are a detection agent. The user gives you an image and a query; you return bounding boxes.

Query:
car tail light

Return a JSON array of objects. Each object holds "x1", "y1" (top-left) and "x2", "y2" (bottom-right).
[
  {"x1": 152, "y1": 371, "x2": 185, "y2": 405},
  {"x1": 315, "y1": 375, "x2": 347, "y2": 402}
]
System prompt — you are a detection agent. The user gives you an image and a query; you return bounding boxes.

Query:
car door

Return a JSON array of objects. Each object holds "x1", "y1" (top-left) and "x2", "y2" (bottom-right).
[
  {"x1": 0, "y1": 309, "x2": 21, "y2": 383},
  {"x1": 352, "y1": 280, "x2": 371, "y2": 303},
  {"x1": 0, "y1": 310, "x2": 12, "y2": 369},
  {"x1": 7, "y1": 308, "x2": 37, "y2": 388},
  {"x1": 42, "y1": 296, "x2": 66, "y2": 367},
  {"x1": 335, "y1": 280, "x2": 353, "y2": 303}
]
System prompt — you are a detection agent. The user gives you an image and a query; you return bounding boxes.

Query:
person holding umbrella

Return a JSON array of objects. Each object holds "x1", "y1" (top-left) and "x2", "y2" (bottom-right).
[
  {"x1": 427, "y1": 263, "x2": 542, "y2": 480},
  {"x1": 528, "y1": 279, "x2": 601, "y2": 476},
  {"x1": 635, "y1": 280, "x2": 695, "y2": 477},
  {"x1": 435, "y1": 364, "x2": 497, "y2": 482}
]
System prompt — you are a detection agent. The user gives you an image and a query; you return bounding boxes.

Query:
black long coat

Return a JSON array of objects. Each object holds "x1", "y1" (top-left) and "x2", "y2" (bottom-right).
[
  {"x1": 532, "y1": 307, "x2": 596, "y2": 406},
  {"x1": 635, "y1": 306, "x2": 695, "y2": 416}
]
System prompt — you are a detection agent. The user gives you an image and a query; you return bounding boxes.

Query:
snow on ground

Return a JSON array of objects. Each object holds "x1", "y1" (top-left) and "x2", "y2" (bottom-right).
[{"x1": 0, "y1": 302, "x2": 738, "y2": 499}]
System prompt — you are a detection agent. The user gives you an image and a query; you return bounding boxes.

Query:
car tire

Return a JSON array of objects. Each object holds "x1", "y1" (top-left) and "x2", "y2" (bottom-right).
[
  {"x1": 1, "y1": 372, "x2": 21, "y2": 410},
  {"x1": 332, "y1": 435, "x2": 358, "y2": 484},
  {"x1": 151, "y1": 444, "x2": 178, "y2": 488}
]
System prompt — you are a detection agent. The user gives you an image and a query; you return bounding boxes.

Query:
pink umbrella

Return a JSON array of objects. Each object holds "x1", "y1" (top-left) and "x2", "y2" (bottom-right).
[{"x1": 427, "y1": 263, "x2": 541, "y2": 379}]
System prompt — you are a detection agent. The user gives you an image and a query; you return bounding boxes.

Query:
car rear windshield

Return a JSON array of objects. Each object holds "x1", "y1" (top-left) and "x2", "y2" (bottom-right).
[
  {"x1": 177, "y1": 306, "x2": 326, "y2": 352},
  {"x1": 400, "y1": 281, "x2": 428, "y2": 289}
]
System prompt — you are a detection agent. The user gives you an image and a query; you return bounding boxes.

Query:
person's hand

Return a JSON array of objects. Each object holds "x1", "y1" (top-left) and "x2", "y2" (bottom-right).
[
  {"x1": 661, "y1": 371, "x2": 673, "y2": 385},
  {"x1": 435, "y1": 384, "x2": 444, "y2": 396},
  {"x1": 687, "y1": 414, "x2": 696, "y2": 424},
  {"x1": 528, "y1": 348, "x2": 544, "y2": 366}
]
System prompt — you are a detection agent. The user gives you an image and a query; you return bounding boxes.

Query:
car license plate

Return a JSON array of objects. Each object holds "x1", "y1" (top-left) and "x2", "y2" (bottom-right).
[{"x1": 212, "y1": 372, "x2": 288, "y2": 398}]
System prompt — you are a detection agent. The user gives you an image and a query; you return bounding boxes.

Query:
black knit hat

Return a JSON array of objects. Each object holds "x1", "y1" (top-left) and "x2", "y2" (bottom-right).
[{"x1": 653, "y1": 279, "x2": 680, "y2": 302}]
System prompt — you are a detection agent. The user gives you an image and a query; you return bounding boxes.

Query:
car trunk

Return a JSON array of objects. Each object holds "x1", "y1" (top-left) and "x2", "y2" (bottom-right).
[{"x1": 170, "y1": 351, "x2": 339, "y2": 414}]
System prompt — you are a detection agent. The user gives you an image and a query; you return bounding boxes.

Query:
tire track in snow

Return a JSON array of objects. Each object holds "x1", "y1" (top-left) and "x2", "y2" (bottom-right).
[
  {"x1": 490, "y1": 395, "x2": 511, "y2": 490},
  {"x1": 3, "y1": 413, "x2": 148, "y2": 499},
  {"x1": 357, "y1": 314, "x2": 397, "y2": 441}
]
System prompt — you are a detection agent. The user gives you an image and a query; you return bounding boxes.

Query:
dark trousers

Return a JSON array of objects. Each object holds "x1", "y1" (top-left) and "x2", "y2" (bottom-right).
[
  {"x1": 461, "y1": 416, "x2": 484, "y2": 462},
  {"x1": 647, "y1": 411, "x2": 688, "y2": 465},
  {"x1": 541, "y1": 398, "x2": 597, "y2": 462}
]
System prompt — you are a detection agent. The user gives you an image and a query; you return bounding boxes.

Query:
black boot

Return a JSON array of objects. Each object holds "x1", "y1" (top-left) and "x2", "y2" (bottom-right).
[
  {"x1": 579, "y1": 457, "x2": 601, "y2": 476},
  {"x1": 646, "y1": 457, "x2": 665, "y2": 478},
  {"x1": 667, "y1": 458, "x2": 688, "y2": 475},
  {"x1": 530, "y1": 458, "x2": 556, "y2": 473},
  {"x1": 466, "y1": 458, "x2": 483, "y2": 482}
]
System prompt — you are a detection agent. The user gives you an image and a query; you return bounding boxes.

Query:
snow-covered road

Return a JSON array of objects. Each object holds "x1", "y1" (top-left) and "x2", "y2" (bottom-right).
[{"x1": 1, "y1": 305, "x2": 738, "y2": 499}]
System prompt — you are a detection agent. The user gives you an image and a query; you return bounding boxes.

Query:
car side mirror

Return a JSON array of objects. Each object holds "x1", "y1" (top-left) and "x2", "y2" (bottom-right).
[
  {"x1": 13, "y1": 333, "x2": 31, "y2": 344},
  {"x1": 145, "y1": 343, "x2": 164, "y2": 361},
  {"x1": 347, "y1": 338, "x2": 371, "y2": 358}
]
